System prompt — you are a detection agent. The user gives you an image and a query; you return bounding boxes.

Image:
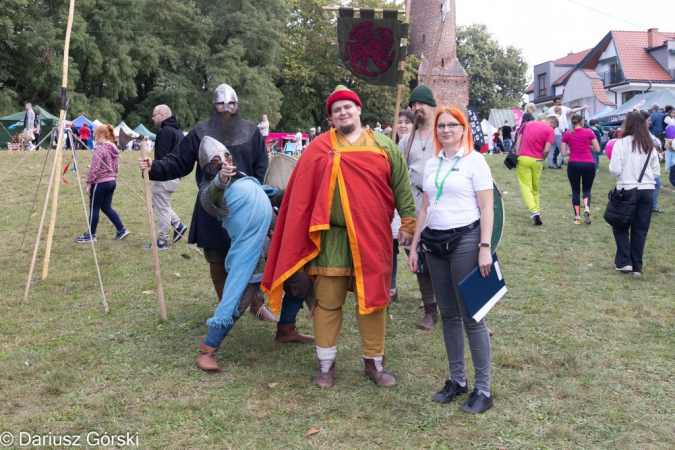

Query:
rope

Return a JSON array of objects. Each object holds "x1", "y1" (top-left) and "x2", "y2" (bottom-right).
[
  {"x1": 68, "y1": 130, "x2": 109, "y2": 313},
  {"x1": 0, "y1": 131, "x2": 53, "y2": 184},
  {"x1": 19, "y1": 129, "x2": 58, "y2": 250}
]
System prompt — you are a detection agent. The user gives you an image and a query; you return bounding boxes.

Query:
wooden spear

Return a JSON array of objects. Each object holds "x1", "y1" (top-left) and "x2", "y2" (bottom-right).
[
  {"x1": 140, "y1": 140, "x2": 167, "y2": 321},
  {"x1": 41, "y1": 0, "x2": 76, "y2": 280},
  {"x1": 391, "y1": 0, "x2": 412, "y2": 140}
]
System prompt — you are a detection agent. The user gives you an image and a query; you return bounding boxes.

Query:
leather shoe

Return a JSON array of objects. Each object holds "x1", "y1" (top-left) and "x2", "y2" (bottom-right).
[
  {"x1": 363, "y1": 356, "x2": 396, "y2": 387},
  {"x1": 275, "y1": 323, "x2": 314, "y2": 343},
  {"x1": 196, "y1": 344, "x2": 220, "y2": 372},
  {"x1": 431, "y1": 379, "x2": 468, "y2": 403},
  {"x1": 313, "y1": 360, "x2": 336, "y2": 388},
  {"x1": 461, "y1": 389, "x2": 493, "y2": 413},
  {"x1": 250, "y1": 295, "x2": 277, "y2": 322}
]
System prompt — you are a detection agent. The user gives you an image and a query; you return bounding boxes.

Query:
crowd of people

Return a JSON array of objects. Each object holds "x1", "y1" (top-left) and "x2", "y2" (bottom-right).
[{"x1": 46, "y1": 81, "x2": 671, "y2": 417}]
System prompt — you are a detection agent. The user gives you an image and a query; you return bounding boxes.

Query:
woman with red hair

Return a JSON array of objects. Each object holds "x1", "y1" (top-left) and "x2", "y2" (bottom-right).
[{"x1": 407, "y1": 107, "x2": 495, "y2": 413}]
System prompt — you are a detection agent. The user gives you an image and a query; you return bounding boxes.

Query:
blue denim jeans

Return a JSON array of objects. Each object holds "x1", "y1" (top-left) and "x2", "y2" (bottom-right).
[
  {"x1": 653, "y1": 177, "x2": 662, "y2": 210},
  {"x1": 548, "y1": 135, "x2": 563, "y2": 167},
  {"x1": 424, "y1": 227, "x2": 491, "y2": 393}
]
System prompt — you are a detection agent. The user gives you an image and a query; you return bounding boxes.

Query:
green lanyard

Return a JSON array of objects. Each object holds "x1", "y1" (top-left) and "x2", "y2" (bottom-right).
[{"x1": 434, "y1": 154, "x2": 460, "y2": 201}]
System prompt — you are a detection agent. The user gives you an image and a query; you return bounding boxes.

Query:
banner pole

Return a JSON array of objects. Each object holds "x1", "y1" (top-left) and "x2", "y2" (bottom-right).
[{"x1": 391, "y1": 0, "x2": 412, "y2": 140}]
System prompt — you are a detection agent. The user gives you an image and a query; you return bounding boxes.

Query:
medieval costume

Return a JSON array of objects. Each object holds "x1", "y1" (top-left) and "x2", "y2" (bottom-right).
[{"x1": 262, "y1": 86, "x2": 416, "y2": 388}]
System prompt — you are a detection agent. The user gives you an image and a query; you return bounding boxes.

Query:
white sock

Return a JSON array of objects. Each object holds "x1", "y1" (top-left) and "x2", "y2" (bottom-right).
[
  {"x1": 479, "y1": 389, "x2": 491, "y2": 398},
  {"x1": 317, "y1": 346, "x2": 336, "y2": 372},
  {"x1": 363, "y1": 355, "x2": 383, "y2": 371},
  {"x1": 457, "y1": 380, "x2": 467, "y2": 387}
]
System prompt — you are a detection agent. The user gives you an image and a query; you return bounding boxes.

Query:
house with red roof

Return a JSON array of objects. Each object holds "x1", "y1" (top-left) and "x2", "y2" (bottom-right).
[{"x1": 527, "y1": 28, "x2": 675, "y2": 117}]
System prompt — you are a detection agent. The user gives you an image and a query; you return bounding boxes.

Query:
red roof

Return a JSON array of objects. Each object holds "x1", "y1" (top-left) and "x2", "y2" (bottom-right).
[
  {"x1": 580, "y1": 69, "x2": 616, "y2": 106},
  {"x1": 613, "y1": 30, "x2": 675, "y2": 81},
  {"x1": 525, "y1": 82, "x2": 534, "y2": 93},
  {"x1": 553, "y1": 68, "x2": 575, "y2": 86},
  {"x1": 554, "y1": 49, "x2": 592, "y2": 66}
]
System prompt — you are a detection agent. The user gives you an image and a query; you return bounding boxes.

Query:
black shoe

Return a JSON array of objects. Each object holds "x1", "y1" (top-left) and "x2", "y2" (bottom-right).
[
  {"x1": 431, "y1": 380, "x2": 468, "y2": 404},
  {"x1": 461, "y1": 389, "x2": 493, "y2": 413},
  {"x1": 556, "y1": 165, "x2": 562, "y2": 169},
  {"x1": 534, "y1": 214, "x2": 542, "y2": 226}
]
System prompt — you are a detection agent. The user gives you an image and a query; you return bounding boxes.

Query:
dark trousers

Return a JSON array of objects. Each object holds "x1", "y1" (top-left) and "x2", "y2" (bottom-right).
[
  {"x1": 89, "y1": 180, "x2": 124, "y2": 235},
  {"x1": 670, "y1": 168, "x2": 675, "y2": 188},
  {"x1": 612, "y1": 189, "x2": 654, "y2": 273},
  {"x1": 404, "y1": 247, "x2": 436, "y2": 305},
  {"x1": 567, "y1": 162, "x2": 596, "y2": 211}
]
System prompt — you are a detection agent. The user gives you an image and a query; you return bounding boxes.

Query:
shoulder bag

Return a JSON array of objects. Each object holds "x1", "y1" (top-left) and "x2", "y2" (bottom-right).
[
  {"x1": 504, "y1": 123, "x2": 527, "y2": 170},
  {"x1": 603, "y1": 150, "x2": 652, "y2": 230}
]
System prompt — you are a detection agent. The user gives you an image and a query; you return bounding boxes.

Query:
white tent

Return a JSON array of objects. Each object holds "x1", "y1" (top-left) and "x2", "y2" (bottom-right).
[
  {"x1": 93, "y1": 119, "x2": 104, "y2": 127},
  {"x1": 113, "y1": 121, "x2": 139, "y2": 138}
]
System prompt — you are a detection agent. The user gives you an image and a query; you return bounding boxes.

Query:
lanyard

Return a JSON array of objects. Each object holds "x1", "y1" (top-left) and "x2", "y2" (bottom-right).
[{"x1": 434, "y1": 154, "x2": 460, "y2": 201}]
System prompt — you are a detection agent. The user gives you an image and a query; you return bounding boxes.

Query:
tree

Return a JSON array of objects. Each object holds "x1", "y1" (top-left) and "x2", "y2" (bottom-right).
[{"x1": 456, "y1": 24, "x2": 528, "y2": 119}]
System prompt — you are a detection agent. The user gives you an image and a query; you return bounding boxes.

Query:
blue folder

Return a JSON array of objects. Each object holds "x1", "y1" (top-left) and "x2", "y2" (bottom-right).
[{"x1": 458, "y1": 252, "x2": 507, "y2": 322}]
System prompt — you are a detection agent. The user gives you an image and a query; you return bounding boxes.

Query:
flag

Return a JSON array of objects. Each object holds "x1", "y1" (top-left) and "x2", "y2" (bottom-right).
[
  {"x1": 441, "y1": 0, "x2": 451, "y2": 22},
  {"x1": 338, "y1": 8, "x2": 405, "y2": 87},
  {"x1": 467, "y1": 106, "x2": 485, "y2": 150},
  {"x1": 512, "y1": 108, "x2": 523, "y2": 129}
]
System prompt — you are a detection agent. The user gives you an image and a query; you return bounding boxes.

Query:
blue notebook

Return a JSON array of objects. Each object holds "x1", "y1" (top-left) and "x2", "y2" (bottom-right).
[{"x1": 458, "y1": 252, "x2": 507, "y2": 322}]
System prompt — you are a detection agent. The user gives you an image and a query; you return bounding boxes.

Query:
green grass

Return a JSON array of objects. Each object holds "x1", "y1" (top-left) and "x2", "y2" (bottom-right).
[{"x1": 0, "y1": 150, "x2": 674, "y2": 449}]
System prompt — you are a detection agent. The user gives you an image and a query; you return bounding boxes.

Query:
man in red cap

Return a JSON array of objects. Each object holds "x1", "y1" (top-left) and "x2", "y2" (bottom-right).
[{"x1": 262, "y1": 85, "x2": 416, "y2": 388}]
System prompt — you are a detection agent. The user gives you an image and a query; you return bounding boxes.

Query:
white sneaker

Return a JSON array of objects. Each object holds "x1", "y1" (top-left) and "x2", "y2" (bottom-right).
[
  {"x1": 616, "y1": 265, "x2": 633, "y2": 273},
  {"x1": 529, "y1": 211, "x2": 539, "y2": 220}
]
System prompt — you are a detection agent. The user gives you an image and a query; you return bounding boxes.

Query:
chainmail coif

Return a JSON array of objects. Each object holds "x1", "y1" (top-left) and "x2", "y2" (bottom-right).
[{"x1": 193, "y1": 104, "x2": 258, "y2": 147}]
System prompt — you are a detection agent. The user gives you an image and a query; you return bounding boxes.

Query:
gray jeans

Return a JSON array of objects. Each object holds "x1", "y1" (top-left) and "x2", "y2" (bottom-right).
[
  {"x1": 152, "y1": 179, "x2": 181, "y2": 241},
  {"x1": 424, "y1": 227, "x2": 491, "y2": 393}
]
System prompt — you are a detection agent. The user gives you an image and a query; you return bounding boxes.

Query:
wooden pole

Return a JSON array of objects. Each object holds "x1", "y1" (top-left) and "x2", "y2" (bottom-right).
[
  {"x1": 424, "y1": 15, "x2": 447, "y2": 86},
  {"x1": 23, "y1": 138, "x2": 60, "y2": 300},
  {"x1": 41, "y1": 0, "x2": 76, "y2": 280},
  {"x1": 141, "y1": 141, "x2": 167, "y2": 321},
  {"x1": 391, "y1": 0, "x2": 412, "y2": 140}
]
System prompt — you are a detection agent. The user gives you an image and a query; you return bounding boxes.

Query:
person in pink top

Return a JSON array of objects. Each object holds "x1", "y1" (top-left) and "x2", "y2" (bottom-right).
[
  {"x1": 75, "y1": 124, "x2": 130, "y2": 243},
  {"x1": 561, "y1": 115, "x2": 601, "y2": 224},
  {"x1": 513, "y1": 115, "x2": 558, "y2": 225}
]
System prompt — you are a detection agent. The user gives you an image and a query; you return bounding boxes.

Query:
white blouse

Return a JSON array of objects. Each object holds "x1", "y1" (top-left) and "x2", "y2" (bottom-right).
[{"x1": 422, "y1": 149, "x2": 493, "y2": 230}]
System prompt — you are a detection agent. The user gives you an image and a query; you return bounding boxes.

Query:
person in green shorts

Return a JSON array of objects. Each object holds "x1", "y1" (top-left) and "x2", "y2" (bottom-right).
[{"x1": 513, "y1": 116, "x2": 559, "y2": 225}]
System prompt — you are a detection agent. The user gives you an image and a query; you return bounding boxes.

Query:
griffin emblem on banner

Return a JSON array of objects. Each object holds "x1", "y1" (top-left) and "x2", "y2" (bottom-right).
[{"x1": 343, "y1": 22, "x2": 395, "y2": 77}]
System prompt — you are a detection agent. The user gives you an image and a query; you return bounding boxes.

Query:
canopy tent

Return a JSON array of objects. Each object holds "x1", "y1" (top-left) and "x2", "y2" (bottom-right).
[
  {"x1": 72, "y1": 115, "x2": 98, "y2": 130},
  {"x1": 488, "y1": 109, "x2": 516, "y2": 128},
  {"x1": 93, "y1": 119, "x2": 104, "y2": 127},
  {"x1": 114, "y1": 121, "x2": 139, "y2": 138},
  {"x1": 481, "y1": 119, "x2": 498, "y2": 151},
  {"x1": 0, "y1": 106, "x2": 60, "y2": 148},
  {"x1": 597, "y1": 89, "x2": 675, "y2": 125},
  {"x1": 589, "y1": 105, "x2": 614, "y2": 121},
  {"x1": 133, "y1": 123, "x2": 156, "y2": 140}
]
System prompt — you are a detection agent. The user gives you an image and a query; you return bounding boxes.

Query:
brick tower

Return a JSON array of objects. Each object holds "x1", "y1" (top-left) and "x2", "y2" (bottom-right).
[{"x1": 409, "y1": 0, "x2": 469, "y2": 111}]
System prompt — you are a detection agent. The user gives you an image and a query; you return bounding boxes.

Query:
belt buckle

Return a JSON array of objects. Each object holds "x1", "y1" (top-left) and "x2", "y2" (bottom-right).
[{"x1": 327, "y1": 149, "x2": 339, "y2": 157}]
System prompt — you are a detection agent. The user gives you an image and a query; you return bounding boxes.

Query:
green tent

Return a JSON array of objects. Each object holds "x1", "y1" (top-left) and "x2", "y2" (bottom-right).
[
  {"x1": 133, "y1": 123, "x2": 156, "y2": 140},
  {"x1": 0, "y1": 106, "x2": 60, "y2": 149}
]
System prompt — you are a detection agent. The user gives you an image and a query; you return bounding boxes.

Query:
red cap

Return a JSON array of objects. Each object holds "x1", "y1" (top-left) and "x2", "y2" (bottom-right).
[{"x1": 326, "y1": 85, "x2": 362, "y2": 118}]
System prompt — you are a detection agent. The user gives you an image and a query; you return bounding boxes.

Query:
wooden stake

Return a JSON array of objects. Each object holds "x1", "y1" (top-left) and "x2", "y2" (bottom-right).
[
  {"x1": 41, "y1": 0, "x2": 76, "y2": 280},
  {"x1": 141, "y1": 141, "x2": 167, "y2": 321},
  {"x1": 391, "y1": 0, "x2": 412, "y2": 140}
]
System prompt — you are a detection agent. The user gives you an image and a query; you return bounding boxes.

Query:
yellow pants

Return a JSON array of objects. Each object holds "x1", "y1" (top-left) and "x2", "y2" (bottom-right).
[
  {"x1": 313, "y1": 275, "x2": 386, "y2": 357},
  {"x1": 516, "y1": 155, "x2": 544, "y2": 214}
]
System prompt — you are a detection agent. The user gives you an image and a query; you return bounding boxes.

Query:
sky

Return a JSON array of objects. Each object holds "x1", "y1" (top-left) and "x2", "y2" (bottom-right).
[{"x1": 455, "y1": 0, "x2": 674, "y2": 80}]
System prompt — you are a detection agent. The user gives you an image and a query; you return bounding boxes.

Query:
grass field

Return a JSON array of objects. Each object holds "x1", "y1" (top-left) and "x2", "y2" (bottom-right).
[{"x1": 0, "y1": 149, "x2": 674, "y2": 449}]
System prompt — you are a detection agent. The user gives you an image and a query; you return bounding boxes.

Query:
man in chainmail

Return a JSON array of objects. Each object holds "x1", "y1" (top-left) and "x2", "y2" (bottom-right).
[
  {"x1": 138, "y1": 85, "x2": 314, "y2": 368},
  {"x1": 397, "y1": 85, "x2": 439, "y2": 330}
]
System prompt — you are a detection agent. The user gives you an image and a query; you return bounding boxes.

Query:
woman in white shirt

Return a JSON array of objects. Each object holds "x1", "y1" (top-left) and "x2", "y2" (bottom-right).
[
  {"x1": 407, "y1": 107, "x2": 495, "y2": 414},
  {"x1": 608, "y1": 112, "x2": 660, "y2": 275}
]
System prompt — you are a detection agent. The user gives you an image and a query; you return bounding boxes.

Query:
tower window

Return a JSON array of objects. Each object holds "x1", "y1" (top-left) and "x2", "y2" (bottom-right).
[{"x1": 422, "y1": 34, "x2": 425, "y2": 43}]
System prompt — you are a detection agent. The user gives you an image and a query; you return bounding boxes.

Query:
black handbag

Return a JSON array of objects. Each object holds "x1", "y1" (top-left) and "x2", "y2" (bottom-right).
[
  {"x1": 603, "y1": 150, "x2": 652, "y2": 230},
  {"x1": 503, "y1": 150, "x2": 518, "y2": 170},
  {"x1": 420, "y1": 220, "x2": 480, "y2": 257}
]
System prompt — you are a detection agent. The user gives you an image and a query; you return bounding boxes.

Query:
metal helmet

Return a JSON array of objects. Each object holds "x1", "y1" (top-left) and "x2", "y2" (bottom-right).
[
  {"x1": 213, "y1": 84, "x2": 238, "y2": 105},
  {"x1": 198, "y1": 136, "x2": 230, "y2": 169}
]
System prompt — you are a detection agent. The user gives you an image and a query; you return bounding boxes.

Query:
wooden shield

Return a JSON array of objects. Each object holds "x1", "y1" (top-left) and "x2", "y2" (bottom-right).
[
  {"x1": 264, "y1": 153, "x2": 297, "y2": 190},
  {"x1": 491, "y1": 180, "x2": 505, "y2": 251}
]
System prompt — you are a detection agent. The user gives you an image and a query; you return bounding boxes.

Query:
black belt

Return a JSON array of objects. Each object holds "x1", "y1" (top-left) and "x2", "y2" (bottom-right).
[{"x1": 442, "y1": 219, "x2": 480, "y2": 235}]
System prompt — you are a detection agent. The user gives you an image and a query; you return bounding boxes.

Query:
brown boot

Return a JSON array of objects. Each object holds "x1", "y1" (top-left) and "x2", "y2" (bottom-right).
[
  {"x1": 249, "y1": 295, "x2": 277, "y2": 322},
  {"x1": 275, "y1": 323, "x2": 315, "y2": 343},
  {"x1": 363, "y1": 356, "x2": 396, "y2": 387},
  {"x1": 196, "y1": 344, "x2": 220, "y2": 372},
  {"x1": 312, "y1": 360, "x2": 336, "y2": 388},
  {"x1": 417, "y1": 302, "x2": 438, "y2": 330}
]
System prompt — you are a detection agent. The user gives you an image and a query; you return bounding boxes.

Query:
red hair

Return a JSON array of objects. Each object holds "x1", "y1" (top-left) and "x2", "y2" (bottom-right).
[{"x1": 433, "y1": 107, "x2": 473, "y2": 157}]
